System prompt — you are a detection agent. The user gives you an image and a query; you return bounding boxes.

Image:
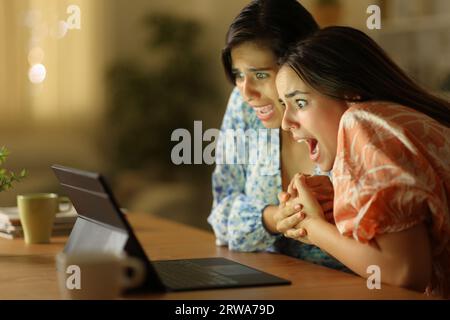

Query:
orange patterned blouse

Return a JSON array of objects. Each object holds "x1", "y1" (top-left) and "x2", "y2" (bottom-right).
[{"x1": 332, "y1": 102, "x2": 450, "y2": 297}]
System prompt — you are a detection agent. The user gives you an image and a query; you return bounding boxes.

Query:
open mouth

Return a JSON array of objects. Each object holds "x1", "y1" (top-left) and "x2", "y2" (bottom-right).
[
  {"x1": 254, "y1": 105, "x2": 275, "y2": 121},
  {"x1": 297, "y1": 138, "x2": 320, "y2": 162}
]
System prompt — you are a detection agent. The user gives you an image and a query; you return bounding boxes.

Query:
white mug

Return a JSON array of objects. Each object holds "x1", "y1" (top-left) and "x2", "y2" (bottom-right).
[{"x1": 56, "y1": 252, "x2": 145, "y2": 299}]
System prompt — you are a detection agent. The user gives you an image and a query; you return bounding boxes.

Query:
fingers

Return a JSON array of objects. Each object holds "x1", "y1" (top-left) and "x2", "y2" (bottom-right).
[
  {"x1": 287, "y1": 179, "x2": 297, "y2": 197},
  {"x1": 276, "y1": 211, "x2": 306, "y2": 234},
  {"x1": 294, "y1": 175, "x2": 315, "y2": 202},
  {"x1": 277, "y1": 191, "x2": 290, "y2": 204},
  {"x1": 288, "y1": 173, "x2": 309, "y2": 196},
  {"x1": 273, "y1": 198, "x2": 304, "y2": 233},
  {"x1": 284, "y1": 227, "x2": 307, "y2": 239},
  {"x1": 279, "y1": 198, "x2": 303, "y2": 219}
]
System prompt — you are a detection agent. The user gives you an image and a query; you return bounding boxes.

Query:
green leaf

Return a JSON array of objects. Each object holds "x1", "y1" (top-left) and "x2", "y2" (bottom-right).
[{"x1": 0, "y1": 147, "x2": 27, "y2": 192}]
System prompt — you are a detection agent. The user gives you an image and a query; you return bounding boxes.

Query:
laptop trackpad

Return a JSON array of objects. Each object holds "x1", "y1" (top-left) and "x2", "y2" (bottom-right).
[{"x1": 207, "y1": 265, "x2": 260, "y2": 276}]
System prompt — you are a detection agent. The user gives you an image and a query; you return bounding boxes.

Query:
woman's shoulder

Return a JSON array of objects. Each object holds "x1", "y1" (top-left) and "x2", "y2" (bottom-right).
[
  {"x1": 336, "y1": 101, "x2": 450, "y2": 186},
  {"x1": 342, "y1": 101, "x2": 445, "y2": 126},
  {"x1": 343, "y1": 101, "x2": 407, "y2": 120},
  {"x1": 339, "y1": 101, "x2": 449, "y2": 146}
]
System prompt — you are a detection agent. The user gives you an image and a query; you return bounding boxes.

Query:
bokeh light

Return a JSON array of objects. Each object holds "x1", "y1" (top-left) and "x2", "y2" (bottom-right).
[{"x1": 28, "y1": 64, "x2": 47, "y2": 84}]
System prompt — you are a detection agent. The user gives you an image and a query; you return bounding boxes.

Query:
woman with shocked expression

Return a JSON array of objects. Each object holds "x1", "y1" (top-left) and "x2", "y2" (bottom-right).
[
  {"x1": 276, "y1": 65, "x2": 347, "y2": 172},
  {"x1": 208, "y1": 0, "x2": 347, "y2": 271},
  {"x1": 275, "y1": 26, "x2": 450, "y2": 296},
  {"x1": 231, "y1": 42, "x2": 283, "y2": 129}
]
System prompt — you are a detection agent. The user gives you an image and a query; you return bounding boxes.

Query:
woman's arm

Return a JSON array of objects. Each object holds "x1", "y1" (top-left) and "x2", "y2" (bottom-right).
[
  {"x1": 262, "y1": 205, "x2": 280, "y2": 235},
  {"x1": 280, "y1": 175, "x2": 433, "y2": 292},
  {"x1": 209, "y1": 174, "x2": 281, "y2": 251},
  {"x1": 208, "y1": 88, "x2": 281, "y2": 252},
  {"x1": 306, "y1": 218, "x2": 432, "y2": 292}
]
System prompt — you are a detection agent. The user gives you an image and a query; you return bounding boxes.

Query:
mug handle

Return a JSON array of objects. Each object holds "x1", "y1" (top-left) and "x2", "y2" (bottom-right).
[
  {"x1": 121, "y1": 257, "x2": 146, "y2": 289},
  {"x1": 58, "y1": 196, "x2": 73, "y2": 213}
]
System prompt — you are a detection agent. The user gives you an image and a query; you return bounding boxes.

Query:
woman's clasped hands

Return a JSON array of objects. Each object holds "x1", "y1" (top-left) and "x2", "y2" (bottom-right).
[{"x1": 274, "y1": 174, "x2": 334, "y2": 244}]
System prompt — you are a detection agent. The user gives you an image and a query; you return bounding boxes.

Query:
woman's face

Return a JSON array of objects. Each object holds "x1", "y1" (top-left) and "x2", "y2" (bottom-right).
[
  {"x1": 276, "y1": 65, "x2": 349, "y2": 171},
  {"x1": 231, "y1": 42, "x2": 284, "y2": 129}
]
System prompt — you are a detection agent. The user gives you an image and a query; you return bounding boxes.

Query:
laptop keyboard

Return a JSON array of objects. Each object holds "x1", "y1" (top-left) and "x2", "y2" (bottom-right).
[{"x1": 153, "y1": 260, "x2": 238, "y2": 289}]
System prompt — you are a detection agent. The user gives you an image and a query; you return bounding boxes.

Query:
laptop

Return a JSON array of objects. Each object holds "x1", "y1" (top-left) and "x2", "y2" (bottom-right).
[{"x1": 51, "y1": 165, "x2": 291, "y2": 292}]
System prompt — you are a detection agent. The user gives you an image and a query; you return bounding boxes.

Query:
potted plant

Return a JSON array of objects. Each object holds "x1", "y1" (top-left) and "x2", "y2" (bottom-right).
[{"x1": 0, "y1": 147, "x2": 26, "y2": 192}]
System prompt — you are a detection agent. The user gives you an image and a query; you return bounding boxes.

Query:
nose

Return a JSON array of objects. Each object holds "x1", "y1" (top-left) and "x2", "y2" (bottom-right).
[
  {"x1": 241, "y1": 78, "x2": 261, "y2": 102},
  {"x1": 281, "y1": 104, "x2": 299, "y2": 132}
]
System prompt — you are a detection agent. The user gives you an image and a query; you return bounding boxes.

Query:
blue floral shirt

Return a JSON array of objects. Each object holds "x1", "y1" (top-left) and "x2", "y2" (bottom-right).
[{"x1": 208, "y1": 88, "x2": 349, "y2": 272}]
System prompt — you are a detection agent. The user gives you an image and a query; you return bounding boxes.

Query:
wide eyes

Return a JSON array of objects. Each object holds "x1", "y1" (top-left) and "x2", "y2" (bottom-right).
[
  {"x1": 295, "y1": 99, "x2": 308, "y2": 109},
  {"x1": 278, "y1": 99, "x2": 308, "y2": 110},
  {"x1": 234, "y1": 71, "x2": 245, "y2": 80},
  {"x1": 233, "y1": 71, "x2": 269, "y2": 81},
  {"x1": 255, "y1": 72, "x2": 269, "y2": 80}
]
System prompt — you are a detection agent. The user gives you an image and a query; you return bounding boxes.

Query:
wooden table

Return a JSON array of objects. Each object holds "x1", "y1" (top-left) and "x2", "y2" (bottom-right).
[{"x1": 0, "y1": 213, "x2": 433, "y2": 300}]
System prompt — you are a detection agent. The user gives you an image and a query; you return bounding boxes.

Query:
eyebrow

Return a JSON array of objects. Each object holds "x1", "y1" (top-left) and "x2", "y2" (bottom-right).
[
  {"x1": 231, "y1": 67, "x2": 273, "y2": 73},
  {"x1": 248, "y1": 67, "x2": 272, "y2": 72},
  {"x1": 285, "y1": 90, "x2": 310, "y2": 98}
]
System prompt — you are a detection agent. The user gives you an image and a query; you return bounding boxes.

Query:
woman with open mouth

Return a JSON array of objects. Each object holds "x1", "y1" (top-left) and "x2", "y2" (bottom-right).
[
  {"x1": 275, "y1": 26, "x2": 450, "y2": 297},
  {"x1": 208, "y1": 0, "x2": 349, "y2": 272}
]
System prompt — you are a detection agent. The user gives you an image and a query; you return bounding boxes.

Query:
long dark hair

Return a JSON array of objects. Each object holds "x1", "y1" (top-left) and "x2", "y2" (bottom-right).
[
  {"x1": 222, "y1": 0, "x2": 319, "y2": 84},
  {"x1": 281, "y1": 26, "x2": 450, "y2": 127}
]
